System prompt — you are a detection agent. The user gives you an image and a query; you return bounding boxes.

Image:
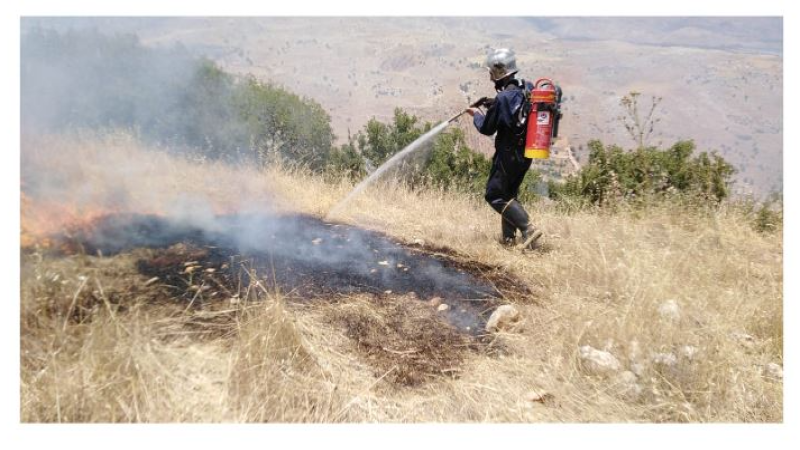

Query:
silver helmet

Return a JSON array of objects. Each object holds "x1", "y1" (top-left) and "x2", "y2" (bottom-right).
[{"x1": 485, "y1": 48, "x2": 518, "y2": 81}]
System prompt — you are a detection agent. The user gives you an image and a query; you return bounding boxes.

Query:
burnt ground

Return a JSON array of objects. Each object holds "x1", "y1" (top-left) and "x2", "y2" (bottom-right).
[{"x1": 40, "y1": 212, "x2": 532, "y2": 385}]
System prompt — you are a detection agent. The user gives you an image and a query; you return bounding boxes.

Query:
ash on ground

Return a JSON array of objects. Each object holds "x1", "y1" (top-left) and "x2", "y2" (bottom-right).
[{"x1": 51, "y1": 213, "x2": 528, "y2": 335}]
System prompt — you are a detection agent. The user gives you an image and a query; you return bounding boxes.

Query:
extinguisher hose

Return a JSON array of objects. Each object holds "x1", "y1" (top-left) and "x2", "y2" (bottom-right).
[{"x1": 552, "y1": 111, "x2": 561, "y2": 138}]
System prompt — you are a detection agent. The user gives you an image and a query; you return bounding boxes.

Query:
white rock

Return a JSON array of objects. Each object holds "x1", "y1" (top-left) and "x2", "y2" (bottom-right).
[
  {"x1": 658, "y1": 300, "x2": 681, "y2": 322},
  {"x1": 437, "y1": 303, "x2": 449, "y2": 312},
  {"x1": 485, "y1": 305, "x2": 520, "y2": 333},
  {"x1": 680, "y1": 345, "x2": 699, "y2": 361},
  {"x1": 617, "y1": 370, "x2": 637, "y2": 382},
  {"x1": 652, "y1": 352, "x2": 678, "y2": 367},
  {"x1": 764, "y1": 363, "x2": 783, "y2": 380},
  {"x1": 614, "y1": 370, "x2": 643, "y2": 400},
  {"x1": 579, "y1": 345, "x2": 622, "y2": 377}
]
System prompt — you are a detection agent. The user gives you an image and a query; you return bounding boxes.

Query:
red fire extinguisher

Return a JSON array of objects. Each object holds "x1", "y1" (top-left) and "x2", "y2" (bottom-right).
[{"x1": 525, "y1": 78, "x2": 562, "y2": 159}]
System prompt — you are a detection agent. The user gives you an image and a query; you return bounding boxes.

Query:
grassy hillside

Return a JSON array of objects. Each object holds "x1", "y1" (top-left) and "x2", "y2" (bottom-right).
[{"x1": 20, "y1": 132, "x2": 782, "y2": 422}]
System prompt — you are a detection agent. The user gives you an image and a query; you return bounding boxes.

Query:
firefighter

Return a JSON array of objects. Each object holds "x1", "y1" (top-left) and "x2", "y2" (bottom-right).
[{"x1": 467, "y1": 48, "x2": 543, "y2": 249}]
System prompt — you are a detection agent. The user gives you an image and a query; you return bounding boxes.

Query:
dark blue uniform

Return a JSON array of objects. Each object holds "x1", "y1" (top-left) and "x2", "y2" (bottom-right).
[{"x1": 473, "y1": 80, "x2": 533, "y2": 213}]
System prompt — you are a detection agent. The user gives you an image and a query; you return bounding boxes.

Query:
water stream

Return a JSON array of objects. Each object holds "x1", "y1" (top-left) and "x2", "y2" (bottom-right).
[{"x1": 326, "y1": 120, "x2": 451, "y2": 219}]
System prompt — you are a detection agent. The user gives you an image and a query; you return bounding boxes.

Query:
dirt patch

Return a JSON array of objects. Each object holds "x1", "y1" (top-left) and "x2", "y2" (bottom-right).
[{"x1": 326, "y1": 294, "x2": 475, "y2": 387}]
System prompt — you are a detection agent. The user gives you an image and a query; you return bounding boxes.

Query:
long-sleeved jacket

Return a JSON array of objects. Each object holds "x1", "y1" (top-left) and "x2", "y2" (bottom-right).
[{"x1": 472, "y1": 80, "x2": 533, "y2": 154}]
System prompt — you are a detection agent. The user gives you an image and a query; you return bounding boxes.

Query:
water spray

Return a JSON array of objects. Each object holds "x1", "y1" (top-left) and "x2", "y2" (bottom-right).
[{"x1": 327, "y1": 97, "x2": 495, "y2": 220}]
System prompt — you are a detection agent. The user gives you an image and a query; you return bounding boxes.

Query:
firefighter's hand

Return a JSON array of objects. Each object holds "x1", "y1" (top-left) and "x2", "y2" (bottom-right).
[
  {"x1": 466, "y1": 108, "x2": 479, "y2": 117},
  {"x1": 470, "y1": 96, "x2": 494, "y2": 109}
]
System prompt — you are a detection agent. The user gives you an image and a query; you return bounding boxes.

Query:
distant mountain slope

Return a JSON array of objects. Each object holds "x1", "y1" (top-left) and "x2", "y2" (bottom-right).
[{"x1": 525, "y1": 17, "x2": 782, "y2": 55}]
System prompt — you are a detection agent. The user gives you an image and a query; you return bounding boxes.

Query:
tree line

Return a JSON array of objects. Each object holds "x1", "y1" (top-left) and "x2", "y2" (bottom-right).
[{"x1": 21, "y1": 28, "x2": 334, "y2": 169}]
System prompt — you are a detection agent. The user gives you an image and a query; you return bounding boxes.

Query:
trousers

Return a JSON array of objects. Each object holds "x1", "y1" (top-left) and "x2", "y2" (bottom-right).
[{"x1": 485, "y1": 146, "x2": 532, "y2": 212}]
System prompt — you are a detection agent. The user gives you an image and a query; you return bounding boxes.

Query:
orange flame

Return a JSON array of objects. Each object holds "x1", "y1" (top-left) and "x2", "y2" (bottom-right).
[
  {"x1": 21, "y1": 190, "x2": 242, "y2": 251},
  {"x1": 22, "y1": 191, "x2": 126, "y2": 250}
]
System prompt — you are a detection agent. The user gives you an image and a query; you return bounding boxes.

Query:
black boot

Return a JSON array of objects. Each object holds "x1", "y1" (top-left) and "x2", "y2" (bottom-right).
[
  {"x1": 501, "y1": 216, "x2": 517, "y2": 246},
  {"x1": 491, "y1": 200, "x2": 517, "y2": 246},
  {"x1": 503, "y1": 200, "x2": 543, "y2": 250}
]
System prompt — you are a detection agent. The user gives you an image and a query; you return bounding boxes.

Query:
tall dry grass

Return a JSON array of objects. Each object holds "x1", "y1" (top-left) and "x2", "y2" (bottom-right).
[
  {"x1": 228, "y1": 290, "x2": 341, "y2": 422},
  {"x1": 20, "y1": 132, "x2": 782, "y2": 422}
]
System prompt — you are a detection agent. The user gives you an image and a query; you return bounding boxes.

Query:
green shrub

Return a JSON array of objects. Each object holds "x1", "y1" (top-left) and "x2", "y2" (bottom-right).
[
  {"x1": 749, "y1": 194, "x2": 783, "y2": 234},
  {"x1": 355, "y1": 108, "x2": 431, "y2": 167},
  {"x1": 417, "y1": 127, "x2": 490, "y2": 194},
  {"x1": 549, "y1": 139, "x2": 736, "y2": 207},
  {"x1": 754, "y1": 203, "x2": 783, "y2": 233},
  {"x1": 326, "y1": 139, "x2": 367, "y2": 180}
]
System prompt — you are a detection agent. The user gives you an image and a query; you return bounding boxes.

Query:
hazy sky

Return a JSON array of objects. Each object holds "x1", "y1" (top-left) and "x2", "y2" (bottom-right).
[{"x1": 22, "y1": 17, "x2": 782, "y2": 55}]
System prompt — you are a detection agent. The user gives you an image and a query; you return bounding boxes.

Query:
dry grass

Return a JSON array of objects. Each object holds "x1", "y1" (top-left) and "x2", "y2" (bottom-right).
[
  {"x1": 20, "y1": 132, "x2": 782, "y2": 422},
  {"x1": 227, "y1": 292, "x2": 339, "y2": 422}
]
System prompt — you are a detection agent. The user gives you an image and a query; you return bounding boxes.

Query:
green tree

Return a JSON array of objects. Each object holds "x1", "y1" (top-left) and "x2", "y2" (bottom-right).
[
  {"x1": 176, "y1": 60, "x2": 245, "y2": 157},
  {"x1": 357, "y1": 108, "x2": 430, "y2": 166},
  {"x1": 232, "y1": 75, "x2": 334, "y2": 169}
]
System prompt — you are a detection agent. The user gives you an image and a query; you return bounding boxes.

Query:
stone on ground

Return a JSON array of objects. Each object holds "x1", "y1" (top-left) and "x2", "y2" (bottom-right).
[
  {"x1": 764, "y1": 362, "x2": 783, "y2": 380},
  {"x1": 485, "y1": 304, "x2": 521, "y2": 333},
  {"x1": 614, "y1": 370, "x2": 643, "y2": 401},
  {"x1": 658, "y1": 299, "x2": 681, "y2": 322},
  {"x1": 579, "y1": 345, "x2": 622, "y2": 377}
]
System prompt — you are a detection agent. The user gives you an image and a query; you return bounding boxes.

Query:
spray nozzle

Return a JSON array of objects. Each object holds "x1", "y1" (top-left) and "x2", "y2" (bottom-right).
[
  {"x1": 447, "y1": 97, "x2": 496, "y2": 124},
  {"x1": 470, "y1": 96, "x2": 495, "y2": 109}
]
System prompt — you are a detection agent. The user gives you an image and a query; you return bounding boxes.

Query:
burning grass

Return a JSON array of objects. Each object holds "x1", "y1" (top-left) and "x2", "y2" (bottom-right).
[{"x1": 20, "y1": 132, "x2": 783, "y2": 422}]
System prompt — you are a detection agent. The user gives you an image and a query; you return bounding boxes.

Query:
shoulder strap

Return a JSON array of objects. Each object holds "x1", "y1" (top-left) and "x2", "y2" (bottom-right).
[{"x1": 515, "y1": 78, "x2": 532, "y2": 129}]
